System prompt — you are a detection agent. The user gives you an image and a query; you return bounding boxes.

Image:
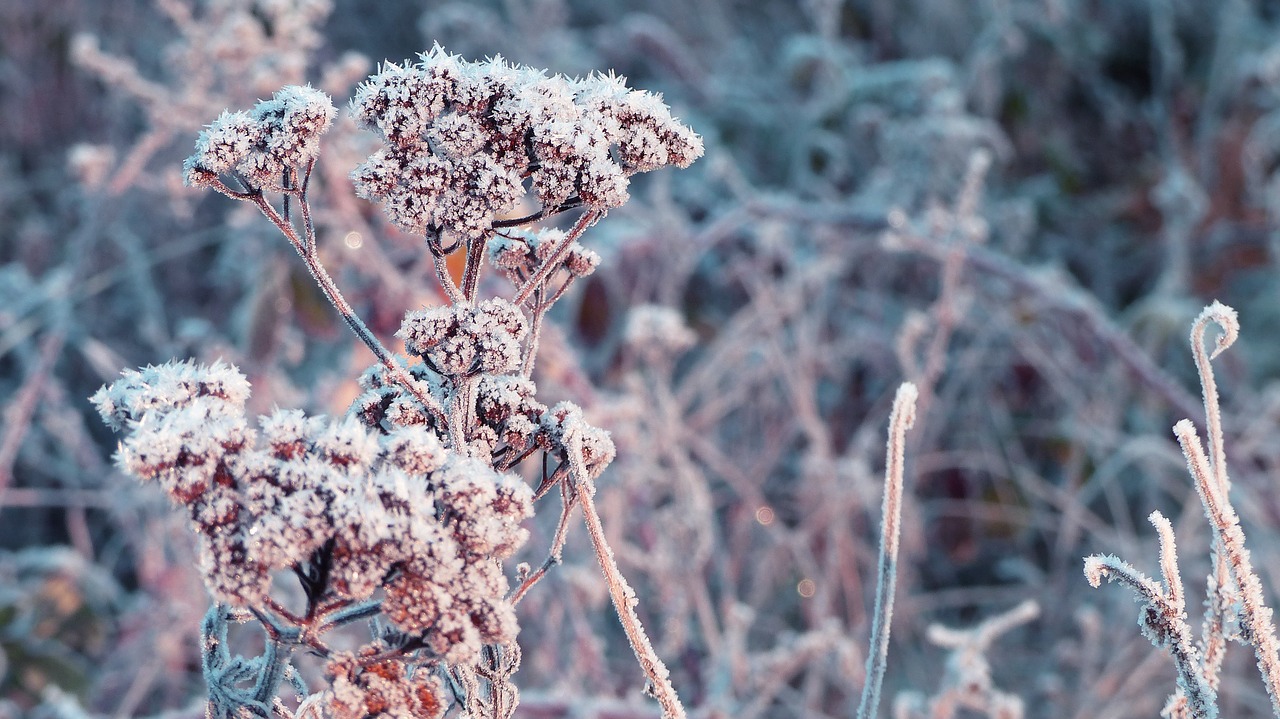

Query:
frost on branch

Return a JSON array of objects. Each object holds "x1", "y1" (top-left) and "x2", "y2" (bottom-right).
[
  {"x1": 92, "y1": 360, "x2": 532, "y2": 663},
  {"x1": 349, "y1": 46, "x2": 703, "y2": 240},
  {"x1": 183, "y1": 84, "x2": 336, "y2": 191}
]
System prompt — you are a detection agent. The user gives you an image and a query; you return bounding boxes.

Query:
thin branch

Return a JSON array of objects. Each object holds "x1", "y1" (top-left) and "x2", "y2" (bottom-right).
[
  {"x1": 520, "y1": 289, "x2": 548, "y2": 379},
  {"x1": 533, "y1": 460, "x2": 571, "y2": 500},
  {"x1": 566, "y1": 431, "x2": 686, "y2": 719},
  {"x1": 512, "y1": 209, "x2": 600, "y2": 306},
  {"x1": 492, "y1": 198, "x2": 584, "y2": 228},
  {"x1": 245, "y1": 191, "x2": 449, "y2": 427},
  {"x1": 316, "y1": 599, "x2": 382, "y2": 634},
  {"x1": 510, "y1": 482, "x2": 578, "y2": 607}
]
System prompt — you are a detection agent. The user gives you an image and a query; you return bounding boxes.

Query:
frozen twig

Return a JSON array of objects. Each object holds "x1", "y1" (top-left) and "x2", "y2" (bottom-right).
[
  {"x1": 1175, "y1": 420, "x2": 1280, "y2": 715},
  {"x1": 566, "y1": 429, "x2": 686, "y2": 719},
  {"x1": 857, "y1": 382, "x2": 918, "y2": 719},
  {"x1": 1084, "y1": 301, "x2": 1280, "y2": 719},
  {"x1": 1190, "y1": 301, "x2": 1239, "y2": 694},
  {"x1": 1084, "y1": 512, "x2": 1216, "y2": 719}
]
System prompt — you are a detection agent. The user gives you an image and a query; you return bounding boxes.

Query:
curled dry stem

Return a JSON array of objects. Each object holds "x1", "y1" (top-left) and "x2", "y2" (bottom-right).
[{"x1": 1084, "y1": 512, "x2": 1216, "y2": 719}]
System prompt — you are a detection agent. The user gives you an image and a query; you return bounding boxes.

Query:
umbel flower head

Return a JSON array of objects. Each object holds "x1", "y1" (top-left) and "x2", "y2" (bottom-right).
[
  {"x1": 184, "y1": 84, "x2": 336, "y2": 191},
  {"x1": 349, "y1": 45, "x2": 703, "y2": 240},
  {"x1": 398, "y1": 297, "x2": 528, "y2": 376}
]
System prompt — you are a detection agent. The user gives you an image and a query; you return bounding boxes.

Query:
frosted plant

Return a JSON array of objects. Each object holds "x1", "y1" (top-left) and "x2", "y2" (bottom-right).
[
  {"x1": 893, "y1": 600, "x2": 1039, "y2": 719},
  {"x1": 622, "y1": 304, "x2": 698, "y2": 364},
  {"x1": 1084, "y1": 302, "x2": 1280, "y2": 719},
  {"x1": 94, "y1": 48, "x2": 701, "y2": 719},
  {"x1": 71, "y1": 0, "x2": 364, "y2": 198},
  {"x1": 858, "y1": 382, "x2": 919, "y2": 719}
]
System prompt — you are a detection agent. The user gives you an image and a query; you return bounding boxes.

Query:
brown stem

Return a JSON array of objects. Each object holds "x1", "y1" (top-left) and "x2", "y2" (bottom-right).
[
  {"x1": 510, "y1": 483, "x2": 578, "y2": 606},
  {"x1": 461, "y1": 233, "x2": 488, "y2": 302},
  {"x1": 512, "y1": 210, "x2": 600, "y2": 306},
  {"x1": 247, "y1": 190, "x2": 448, "y2": 427}
]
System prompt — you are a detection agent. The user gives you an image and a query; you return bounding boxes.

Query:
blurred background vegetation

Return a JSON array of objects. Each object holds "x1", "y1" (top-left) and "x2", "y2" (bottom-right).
[{"x1": 5, "y1": 0, "x2": 1280, "y2": 716}]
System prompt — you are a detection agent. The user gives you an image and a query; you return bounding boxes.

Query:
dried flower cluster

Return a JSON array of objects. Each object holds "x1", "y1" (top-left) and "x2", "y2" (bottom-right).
[
  {"x1": 399, "y1": 298, "x2": 527, "y2": 377},
  {"x1": 184, "y1": 84, "x2": 336, "y2": 191},
  {"x1": 91, "y1": 360, "x2": 532, "y2": 664},
  {"x1": 323, "y1": 650, "x2": 447, "y2": 719},
  {"x1": 349, "y1": 46, "x2": 703, "y2": 240},
  {"x1": 488, "y1": 228, "x2": 601, "y2": 284}
]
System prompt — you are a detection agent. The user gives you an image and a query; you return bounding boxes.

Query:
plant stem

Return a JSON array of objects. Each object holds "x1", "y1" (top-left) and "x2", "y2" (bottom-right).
[
  {"x1": 566, "y1": 434, "x2": 685, "y2": 719},
  {"x1": 235, "y1": 185, "x2": 448, "y2": 428},
  {"x1": 857, "y1": 383, "x2": 918, "y2": 719}
]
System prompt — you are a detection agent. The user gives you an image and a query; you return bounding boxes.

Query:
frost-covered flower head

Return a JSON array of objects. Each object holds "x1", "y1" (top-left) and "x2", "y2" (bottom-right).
[
  {"x1": 324, "y1": 651, "x2": 447, "y2": 719},
  {"x1": 350, "y1": 45, "x2": 703, "y2": 240},
  {"x1": 489, "y1": 227, "x2": 601, "y2": 282},
  {"x1": 541, "y1": 401, "x2": 616, "y2": 480},
  {"x1": 184, "y1": 84, "x2": 336, "y2": 191},
  {"x1": 92, "y1": 361, "x2": 533, "y2": 663},
  {"x1": 398, "y1": 298, "x2": 528, "y2": 376}
]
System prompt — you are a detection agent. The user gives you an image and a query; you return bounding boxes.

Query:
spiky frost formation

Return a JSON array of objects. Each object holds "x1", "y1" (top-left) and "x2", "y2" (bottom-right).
[
  {"x1": 93, "y1": 361, "x2": 533, "y2": 660},
  {"x1": 90, "y1": 359, "x2": 250, "y2": 430},
  {"x1": 350, "y1": 45, "x2": 703, "y2": 239},
  {"x1": 184, "y1": 84, "x2": 336, "y2": 190}
]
